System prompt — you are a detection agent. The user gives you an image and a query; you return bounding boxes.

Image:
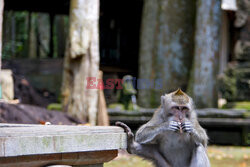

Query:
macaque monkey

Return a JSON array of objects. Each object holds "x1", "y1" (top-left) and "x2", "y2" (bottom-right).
[{"x1": 116, "y1": 89, "x2": 210, "y2": 167}]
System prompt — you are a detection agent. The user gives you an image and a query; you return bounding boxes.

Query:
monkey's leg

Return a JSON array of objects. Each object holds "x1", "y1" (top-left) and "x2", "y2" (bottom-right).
[
  {"x1": 133, "y1": 143, "x2": 171, "y2": 167},
  {"x1": 189, "y1": 144, "x2": 210, "y2": 167},
  {"x1": 116, "y1": 121, "x2": 171, "y2": 167}
]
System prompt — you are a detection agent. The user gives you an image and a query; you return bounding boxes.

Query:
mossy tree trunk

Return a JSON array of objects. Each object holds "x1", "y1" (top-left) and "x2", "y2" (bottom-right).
[
  {"x1": 188, "y1": 0, "x2": 222, "y2": 108},
  {"x1": 62, "y1": 0, "x2": 100, "y2": 125},
  {"x1": 0, "y1": 0, "x2": 3, "y2": 69},
  {"x1": 138, "y1": 0, "x2": 196, "y2": 107}
]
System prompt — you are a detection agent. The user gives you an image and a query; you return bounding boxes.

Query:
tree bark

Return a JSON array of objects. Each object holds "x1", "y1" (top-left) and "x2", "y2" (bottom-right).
[
  {"x1": 37, "y1": 13, "x2": 50, "y2": 58},
  {"x1": 138, "y1": 0, "x2": 196, "y2": 107},
  {"x1": 188, "y1": 0, "x2": 222, "y2": 108},
  {"x1": 62, "y1": 0, "x2": 100, "y2": 125},
  {"x1": 28, "y1": 13, "x2": 37, "y2": 58},
  {"x1": 0, "y1": 0, "x2": 3, "y2": 69}
]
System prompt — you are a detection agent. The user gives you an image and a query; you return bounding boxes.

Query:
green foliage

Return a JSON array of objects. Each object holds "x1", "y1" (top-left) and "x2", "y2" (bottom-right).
[
  {"x1": 2, "y1": 11, "x2": 29, "y2": 59},
  {"x1": 218, "y1": 66, "x2": 237, "y2": 101},
  {"x1": 223, "y1": 101, "x2": 250, "y2": 111},
  {"x1": 2, "y1": 11, "x2": 69, "y2": 59}
]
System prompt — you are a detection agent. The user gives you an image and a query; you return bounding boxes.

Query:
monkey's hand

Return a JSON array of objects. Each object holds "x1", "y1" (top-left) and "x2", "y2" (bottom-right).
[
  {"x1": 115, "y1": 121, "x2": 134, "y2": 153},
  {"x1": 168, "y1": 121, "x2": 180, "y2": 132},
  {"x1": 181, "y1": 121, "x2": 193, "y2": 133}
]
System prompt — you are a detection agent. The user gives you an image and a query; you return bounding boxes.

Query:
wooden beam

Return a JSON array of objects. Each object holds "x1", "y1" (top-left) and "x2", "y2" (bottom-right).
[{"x1": 0, "y1": 150, "x2": 117, "y2": 167}]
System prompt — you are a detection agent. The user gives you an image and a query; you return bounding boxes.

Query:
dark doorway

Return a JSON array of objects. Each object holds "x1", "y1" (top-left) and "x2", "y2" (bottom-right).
[{"x1": 99, "y1": 0, "x2": 143, "y2": 78}]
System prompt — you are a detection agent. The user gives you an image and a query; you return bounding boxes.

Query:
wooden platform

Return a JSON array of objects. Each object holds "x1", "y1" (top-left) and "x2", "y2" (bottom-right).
[{"x1": 0, "y1": 124, "x2": 127, "y2": 167}]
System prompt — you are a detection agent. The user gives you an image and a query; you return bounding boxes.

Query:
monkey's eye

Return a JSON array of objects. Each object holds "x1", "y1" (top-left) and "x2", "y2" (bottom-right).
[
  {"x1": 182, "y1": 106, "x2": 189, "y2": 112},
  {"x1": 167, "y1": 112, "x2": 174, "y2": 117},
  {"x1": 171, "y1": 106, "x2": 179, "y2": 110}
]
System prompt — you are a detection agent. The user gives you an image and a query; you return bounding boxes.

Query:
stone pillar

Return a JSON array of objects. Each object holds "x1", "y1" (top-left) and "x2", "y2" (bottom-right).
[
  {"x1": 219, "y1": 0, "x2": 250, "y2": 101},
  {"x1": 188, "y1": 0, "x2": 222, "y2": 108},
  {"x1": 138, "y1": 0, "x2": 196, "y2": 107}
]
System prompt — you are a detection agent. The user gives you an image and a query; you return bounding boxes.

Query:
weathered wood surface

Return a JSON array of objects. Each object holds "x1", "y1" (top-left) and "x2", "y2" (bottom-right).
[
  {"x1": 0, "y1": 150, "x2": 115, "y2": 167},
  {"x1": 0, "y1": 124, "x2": 126, "y2": 157},
  {"x1": 0, "y1": 124, "x2": 126, "y2": 166}
]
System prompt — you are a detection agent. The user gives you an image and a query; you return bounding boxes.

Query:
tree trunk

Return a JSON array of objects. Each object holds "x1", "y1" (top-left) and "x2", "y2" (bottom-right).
[
  {"x1": 138, "y1": 0, "x2": 196, "y2": 107},
  {"x1": 188, "y1": 0, "x2": 222, "y2": 108},
  {"x1": 0, "y1": 0, "x2": 3, "y2": 69},
  {"x1": 62, "y1": 0, "x2": 100, "y2": 125},
  {"x1": 28, "y1": 13, "x2": 37, "y2": 58},
  {"x1": 37, "y1": 13, "x2": 50, "y2": 58}
]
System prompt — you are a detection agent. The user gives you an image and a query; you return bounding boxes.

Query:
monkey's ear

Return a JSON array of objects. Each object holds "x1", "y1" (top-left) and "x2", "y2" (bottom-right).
[{"x1": 161, "y1": 95, "x2": 165, "y2": 106}]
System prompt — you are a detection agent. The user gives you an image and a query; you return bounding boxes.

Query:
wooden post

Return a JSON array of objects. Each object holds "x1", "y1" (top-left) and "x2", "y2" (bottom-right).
[
  {"x1": 97, "y1": 71, "x2": 109, "y2": 126},
  {"x1": 188, "y1": 0, "x2": 222, "y2": 108},
  {"x1": 62, "y1": 0, "x2": 100, "y2": 125}
]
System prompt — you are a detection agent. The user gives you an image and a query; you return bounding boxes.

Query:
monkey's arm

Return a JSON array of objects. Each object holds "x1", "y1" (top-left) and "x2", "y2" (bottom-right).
[
  {"x1": 182, "y1": 121, "x2": 208, "y2": 147},
  {"x1": 116, "y1": 121, "x2": 171, "y2": 167},
  {"x1": 191, "y1": 121, "x2": 208, "y2": 147},
  {"x1": 135, "y1": 122, "x2": 169, "y2": 144}
]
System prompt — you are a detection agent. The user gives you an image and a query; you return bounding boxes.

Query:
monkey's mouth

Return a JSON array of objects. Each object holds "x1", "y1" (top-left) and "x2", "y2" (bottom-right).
[{"x1": 177, "y1": 122, "x2": 183, "y2": 133}]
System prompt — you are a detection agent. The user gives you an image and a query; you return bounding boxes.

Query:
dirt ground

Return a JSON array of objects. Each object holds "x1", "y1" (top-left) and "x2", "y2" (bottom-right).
[{"x1": 104, "y1": 146, "x2": 250, "y2": 167}]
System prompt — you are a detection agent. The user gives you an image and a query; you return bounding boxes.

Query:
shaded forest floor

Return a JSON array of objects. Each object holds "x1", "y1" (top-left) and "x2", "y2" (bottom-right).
[{"x1": 104, "y1": 146, "x2": 250, "y2": 167}]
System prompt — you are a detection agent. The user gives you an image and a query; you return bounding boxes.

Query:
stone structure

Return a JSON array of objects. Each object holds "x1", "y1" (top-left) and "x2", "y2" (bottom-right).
[{"x1": 219, "y1": 0, "x2": 250, "y2": 101}]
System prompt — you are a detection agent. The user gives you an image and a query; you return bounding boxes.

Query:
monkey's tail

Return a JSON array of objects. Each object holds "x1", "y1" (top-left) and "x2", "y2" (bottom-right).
[{"x1": 115, "y1": 121, "x2": 132, "y2": 133}]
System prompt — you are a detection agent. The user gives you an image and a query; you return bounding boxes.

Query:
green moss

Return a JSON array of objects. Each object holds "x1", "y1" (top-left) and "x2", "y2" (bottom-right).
[
  {"x1": 108, "y1": 103, "x2": 125, "y2": 110},
  {"x1": 42, "y1": 137, "x2": 50, "y2": 148},
  {"x1": 47, "y1": 103, "x2": 62, "y2": 111},
  {"x1": 224, "y1": 101, "x2": 250, "y2": 110},
  {"x1": 243, "y1": 111, "x2": 250, "y2": 118},
  {"x1": 234, "y1": 102, "x2": 250, "y2": 110}
]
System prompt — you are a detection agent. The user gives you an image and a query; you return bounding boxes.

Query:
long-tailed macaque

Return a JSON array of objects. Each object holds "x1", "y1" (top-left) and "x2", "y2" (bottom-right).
[{"x1": 116, "y1": 89, "x2": 210, "y2": 167}]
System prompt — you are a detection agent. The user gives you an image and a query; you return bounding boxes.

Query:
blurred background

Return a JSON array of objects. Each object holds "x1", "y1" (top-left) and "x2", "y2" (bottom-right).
[{"x1": 0, "y1": 0, "x2": 249, "y2": 166}]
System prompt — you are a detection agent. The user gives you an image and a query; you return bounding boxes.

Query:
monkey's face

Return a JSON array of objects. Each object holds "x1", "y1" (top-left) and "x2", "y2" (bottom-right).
[
  {"x1": 170, "y1": 105, "x2": 190, "y2": 123},
  {"x1": 161, "y1": 89, "x2": 193, "y2": 122}
]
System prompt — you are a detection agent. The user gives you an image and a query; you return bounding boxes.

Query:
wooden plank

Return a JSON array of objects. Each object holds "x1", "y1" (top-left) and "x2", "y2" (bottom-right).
[
  {"x1": 0, "y1": 150, "x2": 117, "y2": 167},
  {"x1": 0, "y1": 124, "x2": 126, "y2": 157}
]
